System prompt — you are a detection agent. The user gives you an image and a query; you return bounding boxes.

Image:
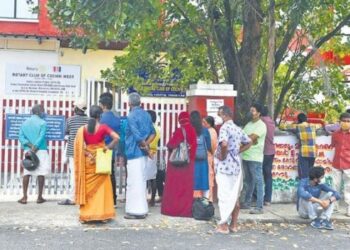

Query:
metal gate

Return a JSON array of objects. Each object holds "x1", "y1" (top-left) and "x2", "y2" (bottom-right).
[{"x1": 0, "y1": 79, "x2": 187, "y2": 200}]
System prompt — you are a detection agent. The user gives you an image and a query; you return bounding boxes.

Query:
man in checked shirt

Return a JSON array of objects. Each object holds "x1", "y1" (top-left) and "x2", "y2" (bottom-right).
[{"x1": 280, "y1": 113, "x2": 322, "y2": 179}]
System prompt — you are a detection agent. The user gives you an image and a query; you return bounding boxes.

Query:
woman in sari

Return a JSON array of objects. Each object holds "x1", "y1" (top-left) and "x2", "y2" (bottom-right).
[
  {"x1": 161, "y1": 112, "x2": 197, "y2": 217},
  {"x1": 203, "y1": 116, "x2": 218, "y2": 202},
  {"x1": 74, "y1": 105, "x2": 119, "y2": 222}
]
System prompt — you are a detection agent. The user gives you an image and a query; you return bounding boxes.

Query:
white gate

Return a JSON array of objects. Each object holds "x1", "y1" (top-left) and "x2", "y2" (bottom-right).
[
  {"x1": 86, "y1": 79, "x2": 187, "y2": 195},
  {"x1": 0, "y1": 95, "x2": 76, "y2": 200},
  {"x1": 0, "y1": 79, "x2": 187, "y2": 200}
]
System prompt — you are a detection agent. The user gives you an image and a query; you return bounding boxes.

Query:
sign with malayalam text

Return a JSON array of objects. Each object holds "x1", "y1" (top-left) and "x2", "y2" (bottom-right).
[
  {"x1": 272, "y1": 135, "x2": 334, "y2": 203},
  {"x1": 5, "y1": 114, "x2": 65, "y2": 141},
  {"x1": 5, "y1": 64, "x2": 81, "y2": 96}
]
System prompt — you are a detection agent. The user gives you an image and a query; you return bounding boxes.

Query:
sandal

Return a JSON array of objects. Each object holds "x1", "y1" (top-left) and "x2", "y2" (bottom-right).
[
  {"x1": 18, "y1": 198, "x2": 27, "y2": 204},
  {"x1": 229, "y1": 226, "x2": 239, "y2": 233},
  {"x1": 37, "y1": 198, "x2": 47, "y2": 204},
  {"x1": 58, "y1": 199, "x2": 75, "y2": 205},
  {"x1": 215, "y1": 226, "x2": 229, "y2": 235}
]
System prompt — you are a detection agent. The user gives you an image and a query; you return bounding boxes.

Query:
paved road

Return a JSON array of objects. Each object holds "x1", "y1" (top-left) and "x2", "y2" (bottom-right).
[{"x1": 1, "y1": 222, "x2": 349, "y2": 250}]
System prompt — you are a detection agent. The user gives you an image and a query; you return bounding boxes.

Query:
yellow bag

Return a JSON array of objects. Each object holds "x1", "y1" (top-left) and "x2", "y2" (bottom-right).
[{"x1": 95, "y1": 148, "x2": 112, "y2": 174}]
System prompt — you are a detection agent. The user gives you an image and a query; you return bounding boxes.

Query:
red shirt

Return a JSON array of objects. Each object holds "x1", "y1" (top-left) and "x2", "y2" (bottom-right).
[
  {"x1": 83, "y1": 124, "x2": 112, "y2": 145},
  {"x1": 331, "y1": 130, "x2": 350, "y2": 169}
]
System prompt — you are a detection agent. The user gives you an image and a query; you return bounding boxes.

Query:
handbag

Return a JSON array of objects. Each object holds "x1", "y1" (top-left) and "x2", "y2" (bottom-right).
[
  {"x1": 95, "y1": 148, "x2": 112, "y2": 174},
  {"x1": 192, "y1": 197, "x2": 215, "y2": 221},
  {"x1": 169, "y1": 127, "x2": 190, "y2": 167}
]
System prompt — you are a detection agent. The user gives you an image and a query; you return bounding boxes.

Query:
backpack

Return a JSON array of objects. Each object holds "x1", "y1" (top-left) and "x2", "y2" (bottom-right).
[
  {"x1": 192, "y1": 197, "x2": 215, "y2": 221},
  {"x1": 195, "y1": 134, "x2": 207, "y2": 160}
]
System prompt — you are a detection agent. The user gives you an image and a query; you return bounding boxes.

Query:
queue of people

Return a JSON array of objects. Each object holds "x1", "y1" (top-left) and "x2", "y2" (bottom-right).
[{"x1": 17, "y1": 96, "x2": 350, "y2": 232}]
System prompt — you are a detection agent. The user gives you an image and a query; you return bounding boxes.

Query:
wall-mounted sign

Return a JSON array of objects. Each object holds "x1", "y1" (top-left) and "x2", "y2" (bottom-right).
[
  {"x1": 5, "y1": 64, "x2": 81, "y2": 96},
  {"x1": 5, "y1": 114, "x2": 65, "y2": 141},
  {"x1": 206, "y1": 99, "x2": 224, "y2": 112}
]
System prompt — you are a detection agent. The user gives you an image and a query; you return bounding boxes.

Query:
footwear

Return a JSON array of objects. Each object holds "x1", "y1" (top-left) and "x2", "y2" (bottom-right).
[
  {"x1": 36, "y1": 198, "x2": 46, "y2": 204},
  {"x1": 124, "y1": 214, "x2": 147, "y2": 220},
  {"x1": 322, "y1": 220, "x2": 334, "y2": 230},
  {"x1": 215, "y1": 225, "x2": 229, "y2": 235},
  {"x1": 148, "y1": 199, "x2": 155, "y2": 207},
  {"x1": 57, "y1": 199, "x2": 75, "y2": 205},
  {"x1": 249, "y1": 208, "x2": 264, "y2": 214},
  {"x1": 17, "y1": 197, "x2": 27, "y2": 204},
  {"x1": 310, "y1": 218, "x2": 323, "y2": 229},
  {"x1": 264, "y1": 201, "x2": 271, "y2": 206},
  {"x1": 240, "y1": 203, "x2": 250, "y2": 210},
  {"x1": 229, "y1": 225, "x2": 239, "y2": 233}
]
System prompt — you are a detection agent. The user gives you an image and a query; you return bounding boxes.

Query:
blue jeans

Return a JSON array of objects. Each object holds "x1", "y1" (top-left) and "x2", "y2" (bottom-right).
[
  {"x1": 243, "y1": 160, "x2": 264, "y2": 209},
  {"x1": 263, "y1": 155, "x2": 274, "y2": 203},
  {"x1": 298, "y1": 156, "x2": 315, "y2": 179}
]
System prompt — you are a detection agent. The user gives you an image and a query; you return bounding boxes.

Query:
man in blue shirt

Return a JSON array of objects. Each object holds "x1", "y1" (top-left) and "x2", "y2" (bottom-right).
[
  {"x1": 18, "y1": 104, "x2": 50, "y2": 205},
  {"x1": 297, "y1": 167, "x2": 340, "y2": 230},
  {"x1": 124, "y1": 93, "x2": 155, "y2": 219},
  {"x1": 99, "y1": 93, "x2": 121, "y2": 207}
]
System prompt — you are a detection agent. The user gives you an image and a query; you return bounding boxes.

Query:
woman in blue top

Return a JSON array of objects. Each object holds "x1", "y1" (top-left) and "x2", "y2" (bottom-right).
[{"x1": 190, "y1": 111, "x2": 211, "y2": 198}]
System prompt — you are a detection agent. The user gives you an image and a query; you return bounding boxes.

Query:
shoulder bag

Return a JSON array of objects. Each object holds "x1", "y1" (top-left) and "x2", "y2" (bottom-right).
[{"x1": 169, "y1": 127, "x2": 190, "y2": 167}]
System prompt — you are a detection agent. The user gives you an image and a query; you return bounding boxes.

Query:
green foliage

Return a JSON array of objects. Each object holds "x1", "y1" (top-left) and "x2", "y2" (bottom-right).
[{"x1": 47, "y1": 0, "x2": 350, "y2": 119}]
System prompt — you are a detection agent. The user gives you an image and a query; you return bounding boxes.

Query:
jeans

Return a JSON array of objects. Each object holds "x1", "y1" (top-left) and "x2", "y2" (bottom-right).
[
  {"x1": 263, "y1": 155, "x2": 274, "y2": 203},
  {"x1": 298, "y1": 192, "x2": 334, "y2": 220},
  {"x1": 298, "y1": 156, "x2": 315, "y2": 179},
  {"x1": 243, "y1": 160, "x2": 264, "y2": 209}
]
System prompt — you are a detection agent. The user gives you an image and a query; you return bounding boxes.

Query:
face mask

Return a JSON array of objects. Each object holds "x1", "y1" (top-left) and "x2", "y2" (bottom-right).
[
  {"x1": 215, "y1": 116, "x2": 223, "y2": 125},
  {"x1": 340, "y1": 121, "x2": 350, "y2": 131}
]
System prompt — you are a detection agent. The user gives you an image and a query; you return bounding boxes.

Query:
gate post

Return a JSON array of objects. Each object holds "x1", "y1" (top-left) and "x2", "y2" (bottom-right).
[{"x1": 186, "y1": 83, "x2": 237, "y2": 120}]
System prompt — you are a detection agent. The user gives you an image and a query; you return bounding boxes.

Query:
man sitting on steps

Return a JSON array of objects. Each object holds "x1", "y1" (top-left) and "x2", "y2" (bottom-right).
[{"x1": 297, "y1": 167, "x2": 340, "y2": 230}]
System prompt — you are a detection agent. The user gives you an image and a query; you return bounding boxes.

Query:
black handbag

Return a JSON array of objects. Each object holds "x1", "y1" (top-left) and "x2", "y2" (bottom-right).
[
  {"x1": 22, "y1": 151, "x2": 40, "y2": 171},
  {"x1": 169, "y1": 127, "x2": 190, "y2": 167},
  {"x1": 192, "y1": 197, "x2": 215, "y2": 221}
]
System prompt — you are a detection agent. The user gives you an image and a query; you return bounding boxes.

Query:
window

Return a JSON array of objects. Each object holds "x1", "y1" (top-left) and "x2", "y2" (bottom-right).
[{"x1": 0, "y1": 0, "x2": 38, "y2": 20}]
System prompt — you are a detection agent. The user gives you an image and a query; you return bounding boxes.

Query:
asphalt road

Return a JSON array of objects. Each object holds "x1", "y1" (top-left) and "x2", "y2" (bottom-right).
[{"x1": 1, "y1": 222, "x2": 349, "y2": 250}]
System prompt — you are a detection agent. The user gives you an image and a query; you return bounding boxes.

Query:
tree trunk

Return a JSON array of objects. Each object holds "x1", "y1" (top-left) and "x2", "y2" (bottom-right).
[
  {"x1": 234, "y1": 0, "x2": 263, "y2": 125},
  {"x1": 266, "y1": 0, "x2": 275, "y2": 117}
]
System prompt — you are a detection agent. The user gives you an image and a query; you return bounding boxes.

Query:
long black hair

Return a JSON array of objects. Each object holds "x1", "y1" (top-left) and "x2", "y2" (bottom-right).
[
  {"x1": 87, "y1": 105, "x2": 103, "y2": 134},
  {"x1": 190, "y1": 111, "x2": 202, "y2": 136}
]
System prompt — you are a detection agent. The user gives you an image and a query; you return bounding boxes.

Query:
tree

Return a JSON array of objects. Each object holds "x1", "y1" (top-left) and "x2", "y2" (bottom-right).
[{"x1": 47, "y1": 0, "x2": 350, "y2": 124}]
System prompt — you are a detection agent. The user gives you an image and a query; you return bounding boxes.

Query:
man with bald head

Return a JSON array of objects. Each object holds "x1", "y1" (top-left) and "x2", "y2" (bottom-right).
[{"x1": 18, "y1": 104, "x2": 50, "y2": 204}]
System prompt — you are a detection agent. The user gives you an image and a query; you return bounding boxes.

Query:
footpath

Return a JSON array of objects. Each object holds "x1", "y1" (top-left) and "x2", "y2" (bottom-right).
[{"x1": 0, "y1": 199, "x2": 349, "y2": 229}]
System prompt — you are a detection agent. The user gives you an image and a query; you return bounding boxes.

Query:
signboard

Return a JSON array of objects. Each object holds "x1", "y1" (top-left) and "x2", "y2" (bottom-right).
[
  {"x1": 206, "y1": 99, "x2": 224, "y2": 112},
  {"x1": 272, "y1": 135, "x2": 334, "y2": 203},
  {"x1": 5, "y1": 64, "x2": 81, "y2": 96},
  {"x1": 5, "y1": 114, "x2": 65, "y2": 141}
]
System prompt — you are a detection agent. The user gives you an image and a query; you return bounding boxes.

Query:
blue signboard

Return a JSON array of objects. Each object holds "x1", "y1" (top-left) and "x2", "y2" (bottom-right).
[{"x1": 5, "y1": 114, "x2": 65, "y2": 141}]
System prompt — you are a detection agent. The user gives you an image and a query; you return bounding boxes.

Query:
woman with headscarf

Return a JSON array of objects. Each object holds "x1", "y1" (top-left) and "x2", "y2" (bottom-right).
[
  {"x1": 74, "y1": 105, "x2": 119, "y2": 222},
  {"x1": 203, "y1": 116, "x2": 218, "y2": 202},
  {"x1": 161, "y1": 112, "x2": 197, "y2": 217}
]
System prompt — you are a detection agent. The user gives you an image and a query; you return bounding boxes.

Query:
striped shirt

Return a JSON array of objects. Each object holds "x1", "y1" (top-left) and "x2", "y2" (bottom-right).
[{"x1": 66, "y1": 115, "x2": 89, "y2": 157}]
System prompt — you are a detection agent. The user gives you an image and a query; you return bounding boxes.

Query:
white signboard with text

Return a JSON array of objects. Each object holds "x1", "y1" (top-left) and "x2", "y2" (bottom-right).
[{"x1": 5, "y1": 64, "x2": 81, "y2": 96}]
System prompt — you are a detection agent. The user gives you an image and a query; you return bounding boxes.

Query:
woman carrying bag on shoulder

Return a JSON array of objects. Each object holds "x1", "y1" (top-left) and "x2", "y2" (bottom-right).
[
  {"x1": 191, "y1": 111, "x2": 212, "y2": 199},
  {"x1": 74, "y1": 105, "x2": 119, "y2": 223},
  {"x1": 161, "y1": 112, "x2": 197, "y2": 217}
]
